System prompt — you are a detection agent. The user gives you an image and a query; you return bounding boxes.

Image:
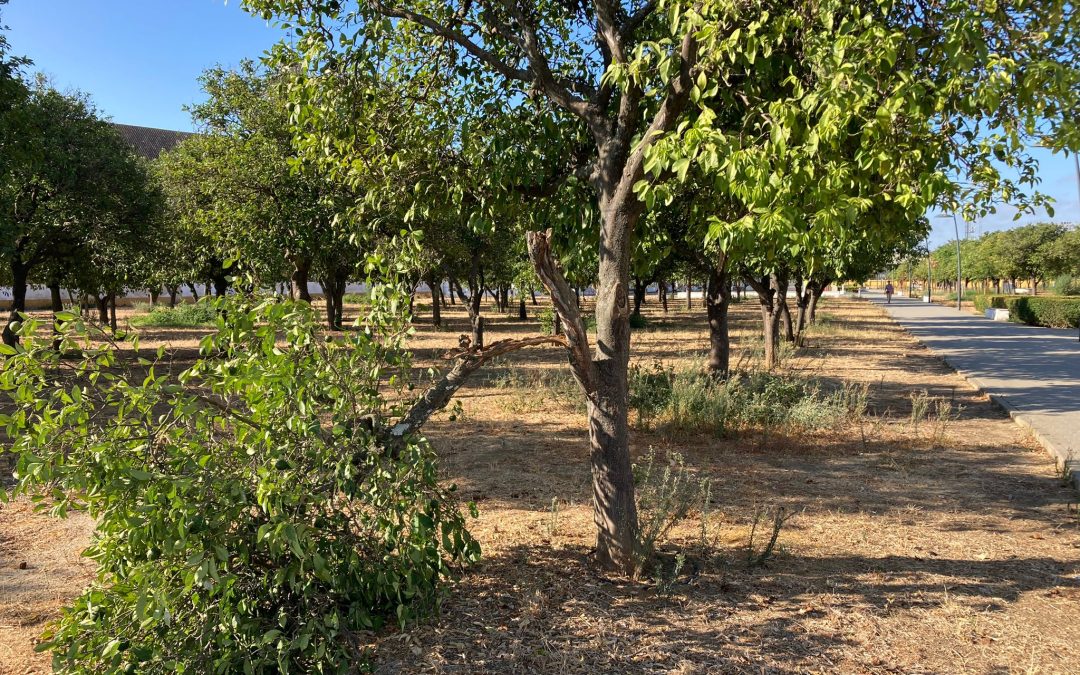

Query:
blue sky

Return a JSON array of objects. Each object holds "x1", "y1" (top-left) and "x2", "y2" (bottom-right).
[
  {"x1": 2, "y1": 0, "x2": 280, "y2": 131},
  {"x1": 2, "y1": 0, "x2": 1077, "y2": 244}
]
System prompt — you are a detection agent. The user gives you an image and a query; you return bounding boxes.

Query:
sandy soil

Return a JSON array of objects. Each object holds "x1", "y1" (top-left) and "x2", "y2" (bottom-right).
[{"x1": 2, "y1": 296, "x2": 1079, "y2": 674}]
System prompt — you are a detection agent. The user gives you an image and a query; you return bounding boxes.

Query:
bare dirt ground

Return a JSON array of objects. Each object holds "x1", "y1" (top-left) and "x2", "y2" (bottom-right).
[{"x1": 3, "y1": 296, "x2": 1080, "y2": 674}]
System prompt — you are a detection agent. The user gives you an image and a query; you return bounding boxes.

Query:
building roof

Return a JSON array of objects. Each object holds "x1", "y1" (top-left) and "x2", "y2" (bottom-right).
[{"x1": 111, "y1": 123, "x2": 194, "y2": 159}]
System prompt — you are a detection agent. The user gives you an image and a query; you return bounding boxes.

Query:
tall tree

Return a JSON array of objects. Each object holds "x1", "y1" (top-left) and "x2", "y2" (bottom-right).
[{"x1": 248, "y1": 0, "x2": 1080, "y2": 574}]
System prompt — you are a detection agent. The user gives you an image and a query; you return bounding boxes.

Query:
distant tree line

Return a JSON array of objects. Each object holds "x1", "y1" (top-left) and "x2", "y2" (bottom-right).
[{"x1": 889, "y1": 223, "x2": 1080, "y2": 296}]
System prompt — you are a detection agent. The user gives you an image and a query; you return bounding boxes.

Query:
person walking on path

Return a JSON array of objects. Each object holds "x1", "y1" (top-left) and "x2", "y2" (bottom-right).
[{"x1": 885, "y1": 281, "x2": 895, "y2": 304}]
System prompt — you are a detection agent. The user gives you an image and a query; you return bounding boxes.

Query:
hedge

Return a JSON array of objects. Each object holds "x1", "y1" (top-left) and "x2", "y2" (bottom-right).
[{"x1": 973, "y1": 295, "x2": 1080, "y2": 328}]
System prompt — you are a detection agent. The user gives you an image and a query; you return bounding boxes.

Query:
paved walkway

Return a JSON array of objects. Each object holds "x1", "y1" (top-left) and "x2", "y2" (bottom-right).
[{"x1": 866, "y1": 292, "x2": 1080, "y2": 477}]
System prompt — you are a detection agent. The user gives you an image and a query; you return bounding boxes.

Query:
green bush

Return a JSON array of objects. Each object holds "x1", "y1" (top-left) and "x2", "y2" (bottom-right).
[
  {"x1": 538, "y1": 306, "x2": 556, "y2": 335},
  {"x1": 629, "y1": 312, "x2": 648, "y2": 329},
  {"x1": 1008, "y1": 296, "x2": 1080, "y2": 328},
  {"x1": 974, "y1": 294, "x2": 1080, "y2": 328},
  {"x1": 973, "y1": 295, "x2": 1011, "y2": 313},
  {"x1": 628, "y1": 362, "x2": 868, "y2": 435},
  {"x1": 130, "y1": 301, "x2": 219, "y2": 327},
  {"x1": 1053, "y1": 275, "x2": 1080, "y2": 296},
  {"x1": 538, "y1": 308, "x2": 598, "y2": 335},
  {"x1": 0, "y1": 298, "x2": 479, "y2": 673}
]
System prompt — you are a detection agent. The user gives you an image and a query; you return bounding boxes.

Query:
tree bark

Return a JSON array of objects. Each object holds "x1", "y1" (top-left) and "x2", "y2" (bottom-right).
[
  {"x1": 2, "y1": 260, "x2": 28, "y2": 347},
  {"x1": 705, "y1": 262, "x2": 731, "y2": 378},
  {"x1": 426, "y1": 275, "x2": 443, "y2": 328},
  {"x1": 528, "y1": 215, "x2": 639, "y2": 575},
  {"x1": 807, "y1": 278, "x2": 830, "y2": 326},
  {"x1": 659, "y1": 280, "x2": 668, "y2": 313},
  {"x1": 211, "y1": 269, "x2": 229, "y2": 298},
  {"x1": 518, "y1": 296, "x2": 527, "y2": 320},
  {"x1": 686, "y1": 275, "x2": 693, "y2": 309},
  {"x1": 291, "y1": 259, "x2": 312, "y2": 302},
  {"x1": 187, "y1": 283, "x2": 200, "y2": 302},
  {"x1": 746, "y1": 273, "x2": 782, "y2": 369},
  {"x1": 632, "y1": 277, "x2": 645, "y2": 317},
  {"x1": 780, "y1": 297, "x2": 794, "y2": 343},
  {"x1": 108, "y1": 293, "x2": 118, "y2": 333},
  {"x1": 48, "y1": 282, "x2": 63, "y2": 351},
  {"x1": 452, "y1": 272, "x2": 484, "y2": 350}
]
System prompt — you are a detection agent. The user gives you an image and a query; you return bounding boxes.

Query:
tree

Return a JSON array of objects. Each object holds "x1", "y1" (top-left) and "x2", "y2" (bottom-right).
[
  {"x1": 247, "y1": 0, "x2": 1080, "y2": 574},
  {"x1": 1039, "y1": 226, "x2": 1080, "y2": 280},
  {"x1": 247, "y1": 0, "x2": 778, "y2": 574},
  {"x1": 1, "y1": 83, "x2": 155, "y2": 345}
]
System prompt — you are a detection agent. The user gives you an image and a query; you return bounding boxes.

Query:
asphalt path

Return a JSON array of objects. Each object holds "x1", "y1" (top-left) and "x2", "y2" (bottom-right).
[{"x1": 867, "y1": 292, "x2": 1080, "y2": 472}]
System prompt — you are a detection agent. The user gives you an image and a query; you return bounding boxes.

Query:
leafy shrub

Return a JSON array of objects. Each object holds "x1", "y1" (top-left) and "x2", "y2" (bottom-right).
[
  {"x1": 537, "y1": 307, "x2": 597, "y2": 335},
  {"x1": 342, "y1": 292, "x2": 371, "y2": 305},
  {"x1": 129, "y1": 301, "x2": 218, "y2": 327},
  {"x1": 0, "y1": 298, "x2": 478, "y2": 673},
  {"x1": 537, "y1": 306, "x2": 555, "y2": 335},
  {"x1": 973, "y1": 295, "x2": 993, "y2": 312},
  {"x1": 628, "y1": 363, "x2": 868, "y2": 435},
  {"x1": 629, "y1": 312, "x2": 648, "y2": 329},
  {"x1": 632, "y1": 448, "x2": 709, "y2": 579},
  {"x1": 1053, "y1": 275, "x2": 1080, "y2": 296}
]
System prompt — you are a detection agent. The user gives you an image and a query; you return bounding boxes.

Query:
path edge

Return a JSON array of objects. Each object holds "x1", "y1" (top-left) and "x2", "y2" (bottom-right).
[{"x1": 879, "y1": 307, "x2": 1080, "y2": 491}]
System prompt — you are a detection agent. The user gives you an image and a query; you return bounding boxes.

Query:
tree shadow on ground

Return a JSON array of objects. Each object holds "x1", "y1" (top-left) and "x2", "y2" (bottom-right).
[{"x1": 373, "y1": 538, "x2": 1077, "y2": 674}]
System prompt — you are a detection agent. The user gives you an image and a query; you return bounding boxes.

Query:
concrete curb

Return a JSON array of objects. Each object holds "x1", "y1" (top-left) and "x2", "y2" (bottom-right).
[{"x1": 897, "y1": 325, "x2": 1080, "y2": 491}]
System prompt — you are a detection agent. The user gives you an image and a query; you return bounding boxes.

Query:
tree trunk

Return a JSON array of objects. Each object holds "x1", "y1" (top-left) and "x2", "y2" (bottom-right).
[
  {"x1": 149, "y1": 287, "x2": 160, "y2": 306},
  {"x1": 531, "y1": 289, "x2": 537, "y2": 306},
  {"x1": 686, "y1": 276, "x2": 693, "y2": 309},
  {"x1": 188, "y1": 283, "x2": 200, "y2": 301},
  {"x1": 528, "y1": 208, "x2": 640, "y2": 575},
  {"x1": 807, "y1": 278, "x2": 829, "y2": 326},
  {"x1": 780, "y1": 297, "x2": 794, "y2": 343},
  {"x1": 705, "y1": 262, "x2": 731, "y2": 378},
  {"x1": 518, "y1": 296, "x2": 526, "y2": 320},
  {"x1": 96, "y1": 295, "x2": 109, "y2": 325},
  {"x1": 746, "y1": 273, "x2": 781, "y2": 369},
  {"x1": 455, "y1": 268, "x2": 485, "y2": 350},
  {"x1": 48, "y1": 282, "x2": 63, "y2": 351},
  {"x1": 212, "y1": 272, "x2": 229, "y2": 298},
  {"x1": 167, "y1": 286, "x2": 179, "y2": 308},
  {"x1": 427, "y1": 276, "x2": 443, "y2": 328},
  {"x1": 109, "y1": 293, "x2": 118, "y2": 332},
  {"x1": 322, "y1": 279, "x2": 336, "y2": 330},
  {"x1": 468, "y1": 288, "x2": 484, "y2": 349},
  {"x1": 334, "y1": 281, "x2": 345, "y2": 329},
  {"x1": 659, "y1": 281, "x2": 668, "y2": 313},
  {"x1": 2, "y1": 260, "x2": 28, "y2": 347},
  {"x1": 632, "y1": 277, "x2": 645, "y2": 317},
  {"x1": 291, "y1": 260, "x2": 312, "y2": 302}
]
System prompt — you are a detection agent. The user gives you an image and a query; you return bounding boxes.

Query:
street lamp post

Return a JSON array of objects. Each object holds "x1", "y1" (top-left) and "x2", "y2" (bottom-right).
[
  {"x1": 925, "y1": 236, "x2": 932, "y2": 303},
  {"x1": 935, "y1": 213, "x2": 963, "y2": 311}
]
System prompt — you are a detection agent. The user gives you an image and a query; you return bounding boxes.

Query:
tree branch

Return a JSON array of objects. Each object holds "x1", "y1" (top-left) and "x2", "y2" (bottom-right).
[
  {"x1": 620, "y1": 23, "x2": 700, "y2": 188},
  {"x1": 526, "y1": 229, "x2": 596, "y2": 395},
  {"x1": 371, "y1": 0, "x2": 533, "y2": 84},
  {"x1": 499, "y1": 0, "x2": 598, "y2": 122},
  {"x1": 390, "y1": 334, "x2": 568, "y2": 442}
]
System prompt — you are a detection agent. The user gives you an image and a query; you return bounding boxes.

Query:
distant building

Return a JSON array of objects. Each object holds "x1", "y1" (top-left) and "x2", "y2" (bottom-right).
[{"x1": 111, "y1": 123, "x2": 193, "y2": 159}]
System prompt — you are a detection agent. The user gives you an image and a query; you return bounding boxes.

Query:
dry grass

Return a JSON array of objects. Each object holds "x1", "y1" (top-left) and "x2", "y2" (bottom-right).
[{"x1": 3, "y1": 296, "x2": 1080, "y2": 674}]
